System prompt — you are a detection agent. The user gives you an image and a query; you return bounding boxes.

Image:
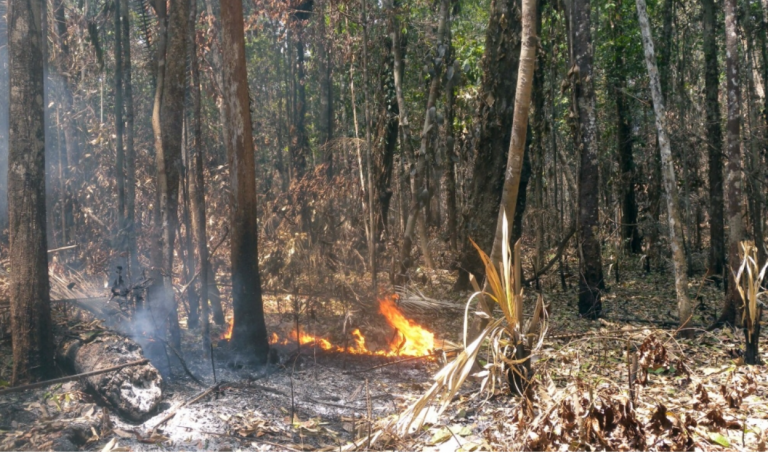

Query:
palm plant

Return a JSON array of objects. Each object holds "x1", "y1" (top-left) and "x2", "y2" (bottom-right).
[
  {"x1": 388, "y1": 214, "x2": 547, "y2": 437},
  {"x1": 734, "y1": 241, "x2": 766, "y2": 365}
]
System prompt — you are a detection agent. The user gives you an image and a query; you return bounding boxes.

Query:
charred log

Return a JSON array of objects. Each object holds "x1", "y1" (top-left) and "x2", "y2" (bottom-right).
[{"x1": 56, "y1": 331, "x2": 163, "y2": 421}]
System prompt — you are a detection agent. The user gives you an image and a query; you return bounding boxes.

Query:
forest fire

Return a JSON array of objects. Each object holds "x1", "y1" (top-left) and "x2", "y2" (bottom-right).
[{"x1": 221, "y1": 295, "x2": 436, "y2": 357}]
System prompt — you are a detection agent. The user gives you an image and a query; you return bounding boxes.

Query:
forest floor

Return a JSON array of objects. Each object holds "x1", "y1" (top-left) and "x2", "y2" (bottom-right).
[{"x1": 0, "y1": 255, "x2": 767, "y2": 452}]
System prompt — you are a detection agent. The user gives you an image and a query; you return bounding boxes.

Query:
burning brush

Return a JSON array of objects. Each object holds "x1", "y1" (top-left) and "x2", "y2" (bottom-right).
[{"x1": 221, "y1": 295, "x2": 439, "y2": 358}]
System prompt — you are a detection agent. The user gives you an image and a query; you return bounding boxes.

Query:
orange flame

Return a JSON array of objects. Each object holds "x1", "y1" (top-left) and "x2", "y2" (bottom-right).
[
  {"x1": 379, "y1": 295, "x2": 435, "y2": 356},
  {"x1": 221, "y1": 320, "x2": 234, "y2": 340},
  {"x1": 262, "y1": 295, "x2": 435, "y2": 357}
]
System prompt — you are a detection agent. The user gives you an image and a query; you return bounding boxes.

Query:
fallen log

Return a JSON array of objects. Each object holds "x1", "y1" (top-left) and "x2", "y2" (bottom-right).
[{"x1": 57, "y1": 331, "x2": 163, "y2": 421}]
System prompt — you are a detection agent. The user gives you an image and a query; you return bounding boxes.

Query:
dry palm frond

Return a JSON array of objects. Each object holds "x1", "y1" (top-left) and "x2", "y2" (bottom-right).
[
  {"x1": 383, "y1": 212, "x2": 547, "y2": 439},
  {"x1": 734, "y1": 241, "x2": 767, "y2": 341}
]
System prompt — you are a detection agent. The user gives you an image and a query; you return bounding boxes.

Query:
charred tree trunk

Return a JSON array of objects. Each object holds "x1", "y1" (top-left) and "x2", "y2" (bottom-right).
[
  {"x1": 8, "y1": 0, "x2": 53, "y2": 384},
  {"x1": 221, "y1": 0, "x2": 269, "y2": 363},
  {"x1": 636, "y1": 0, "x2": 693, "y2": 335},
  {"x1": 702, "y1": 0, "x2": 725, "y2": 278},
  {"x1": 454, "y1": 0, "x2": 524, "y2": 290},
  {"x1": 568, "y1": 0, "x2": 604, "y2": 318}
]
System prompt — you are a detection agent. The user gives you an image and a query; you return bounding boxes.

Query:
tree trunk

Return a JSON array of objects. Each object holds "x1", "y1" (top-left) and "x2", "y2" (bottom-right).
[
  {"x1": 8, "y1": 0, "x2": 53, "y2": 385},
  {"x1": 568, "y1": 0, "x2": 604, "y2": 318},
  {"x1": 454, "y1": 0, "x2": 523, "y2": 290},
  {"x1": 52, "y1": 0, "x2": 76, "y2": 249},
  {"x1": 443, "y1": 30, "x2": 459, "y2": 252},
  {"x1": 121, "y1": 0, "x2": 139, "y2": 276},
  {"x1": 220, "y1": 0, "x2": 269, "y2": 363},
  {"x1": 490, "y1": 0, "x2": 537, "y2": 266},
  {"x1": 181, "y1": 123, "x2": 199, "y2": 329},
  {"x1": 390, "y1": 0, "x2": 442, "y2": 277},
  {"x1": 291, "y1": 33, "x2": 309, "y2": 178},
  {"x1": 361, "y1": 0, "x2": 377, "y2": 290},
  {"x1": 715, "y1": 0, "x2": 747, "y2": 327},
  {"x1": 702, "y1": 0, "x2": 725, "y2": 278},
  {"x1": 317, "y1": 2, "x2": 334, "y2": 180},
  {"x1": 189, "y1": 0, "x2": 211, "y2": 354},
  {"x1": 469, "y1": 0, "x2": 538, "y2": 346},
  {"x1": 114, "y1": 0, "x2": 125, "y2": 229},
  {"x1": 151, "y1": 0, "x2": 187, "y2": 351},
  {"x1": 372, "y1": 26, "x2": 401, "y2": 242},
  {"x1": 612, "y1": 0, "x2": 641, "y2": 254},
  {"x1": 636, "y1": 0, "x2": 693, "y2": 335}
]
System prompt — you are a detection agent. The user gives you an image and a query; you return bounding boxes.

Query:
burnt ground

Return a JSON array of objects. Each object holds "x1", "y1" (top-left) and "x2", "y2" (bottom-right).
[{"x1": 1, "y1": 256, "x2": 767, "y2": 452}]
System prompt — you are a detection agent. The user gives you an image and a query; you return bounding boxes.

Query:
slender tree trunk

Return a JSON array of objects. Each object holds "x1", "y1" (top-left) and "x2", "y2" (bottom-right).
[
  {"x1": 189, "y1": 0, "x2": 210, "y2": 353},
  {"x1": 121, "y1": 0, "x2": 138, "y2": 276},
  {"x1": 361, "y1": 0, "x2": 377, "y2": 291},
  {"x1": 52, "y1": 0, "x2": 75, "y2": 248},
  {"x1": 469, "y1": 0, "x2": 538, "y2": 347},
  {"x1": 636, "y1": 0, "x2": 693, "y2": 335},
  {"x1": 389, "y1": 0, "x2": 440, "y2": 277},
  {"x1": 114, "y1": 0, "x2": 125, "y2": 229},
  {"x1": 443, "y1": 28, "x2": 459, "y2": 252},
  {"x1": 531, "y1": 0, "x2": 546, "y2": 276},
  {"x1": 714, "y1": 0, "x2": 747, "y2": 327},
  {"x1": 181, "y1": 122, "x2": 199, "y2": 329},
  {"x1": 8, "y1": 0, "x2": 53, "y2": 384},
  {"x1": 317, "y1": 1, "x2": 333, "y2": 180},
  {"x1": 373, "y1": 22, "x2": 400, "y2": 242},
  {"x1": 221, "y1": 0, "x2": 269, "y2": 363},
  {"x1": 568, "y1": 0, "x2": 604, "y2": 318},
  {"x1": 702, "y1": 0, "x2": 725, "y2": 278},
  {"x1": 454, "y1": 0, "x2": 523, "y2": 290},
  {"x1": 291, "y1": 33, "x2": 308, "y2": 178},
  {"x1": 612, "y1": 1, "x2": 641, "y2": 254}
]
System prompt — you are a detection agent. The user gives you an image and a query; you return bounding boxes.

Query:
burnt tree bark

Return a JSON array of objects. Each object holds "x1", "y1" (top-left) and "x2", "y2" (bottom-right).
[
  {"x1": 8, "y1": 0, "x2": 53, "y2": 384},
  {"x1": 702, "y1": 0, "x2": 725, "y2": 278},
  {"x1": 221, "y1": 0, "x2": 270, "y2": 363},
  {"x1": 568, "y1": 0, "x2": 604, "y2": 318}
]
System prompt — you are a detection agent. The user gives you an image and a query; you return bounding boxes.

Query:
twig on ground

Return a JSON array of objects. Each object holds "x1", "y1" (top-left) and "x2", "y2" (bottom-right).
[
  {"x1": 161, "y1": 340, "x2": 206, "y2": 387},
  {"x1": 0, "y1": 359, "x2": 149, "y2": 396},
  {"x1": 342, "y1": 350, "x2": 444, "y2": 374},
  {"x1": 151, "y1": 382, "x2": 222, "y2": 432}
]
